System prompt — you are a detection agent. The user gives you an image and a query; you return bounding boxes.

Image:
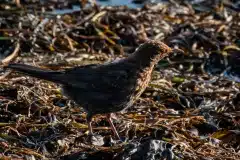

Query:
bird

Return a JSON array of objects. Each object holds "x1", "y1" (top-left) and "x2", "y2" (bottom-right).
[{"x1": 5, "y1": 40, "x2": 179, "y2": 140}]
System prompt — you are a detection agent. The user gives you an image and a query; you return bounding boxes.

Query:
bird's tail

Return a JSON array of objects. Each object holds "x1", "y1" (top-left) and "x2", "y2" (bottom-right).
[{"x1": 5, "y1": 63, "x2": 67, "y2": 84}]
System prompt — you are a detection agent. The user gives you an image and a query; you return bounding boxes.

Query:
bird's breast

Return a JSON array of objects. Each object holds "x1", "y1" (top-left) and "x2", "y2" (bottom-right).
[{"x1": 132, "y1": 67, "x2": 153, "y2": 100}]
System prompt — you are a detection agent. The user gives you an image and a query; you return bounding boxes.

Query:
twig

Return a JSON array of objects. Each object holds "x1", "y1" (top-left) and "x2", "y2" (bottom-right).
[{"x1": 1, "y1": 42, "x2": 20, "y2": 65}]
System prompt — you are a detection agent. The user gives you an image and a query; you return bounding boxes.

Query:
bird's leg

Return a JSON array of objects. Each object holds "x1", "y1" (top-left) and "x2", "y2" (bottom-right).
[
  {"x1": 87, "y1": 114, "x2": 93, "y2": 135},
  {"x1": 106, "y1": 113, "x2": 121, "y2": 140}
]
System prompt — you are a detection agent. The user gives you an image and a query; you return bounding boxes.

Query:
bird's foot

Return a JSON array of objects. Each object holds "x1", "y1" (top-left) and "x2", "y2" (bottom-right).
[{"x1": 106, "y1": 113, "x2": 122, "y2": 141}]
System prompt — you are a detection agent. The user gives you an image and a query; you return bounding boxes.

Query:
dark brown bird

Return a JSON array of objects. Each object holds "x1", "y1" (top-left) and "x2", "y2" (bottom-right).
[{"x1": 5, "y1": 40, "x2": 176, "y2": 139}]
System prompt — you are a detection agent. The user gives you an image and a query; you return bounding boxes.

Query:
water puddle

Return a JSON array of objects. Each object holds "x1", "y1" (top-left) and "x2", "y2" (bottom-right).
[{"x1": 53, "y1": 0, "x2": 145, "y2": 14}]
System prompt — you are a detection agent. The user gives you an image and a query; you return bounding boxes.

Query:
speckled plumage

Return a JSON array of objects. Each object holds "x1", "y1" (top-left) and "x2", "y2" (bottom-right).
[{"x1": 5, "y1": 40, "x2": 173, "y2": 139}]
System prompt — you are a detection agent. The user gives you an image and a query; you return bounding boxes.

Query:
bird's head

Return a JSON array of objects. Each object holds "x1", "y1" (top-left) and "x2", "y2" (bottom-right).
[{"x1": 130, "y1": 40, "x2": 181, "y2": 68}]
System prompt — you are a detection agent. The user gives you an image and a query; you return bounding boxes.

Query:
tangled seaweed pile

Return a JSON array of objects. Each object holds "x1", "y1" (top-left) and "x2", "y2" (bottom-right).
[{"x1": 0, "y1": 0, "x2": 239, "y2": 159}]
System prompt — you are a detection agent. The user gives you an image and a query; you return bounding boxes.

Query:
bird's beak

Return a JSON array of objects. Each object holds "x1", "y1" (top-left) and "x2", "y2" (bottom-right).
[{"x1": 170, "y1": 48, "x2": 185, "y2": 55}]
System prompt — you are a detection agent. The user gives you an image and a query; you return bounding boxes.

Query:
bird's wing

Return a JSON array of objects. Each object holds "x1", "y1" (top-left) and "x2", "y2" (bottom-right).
[{"x1": 63, "y1": 62, "x2": 135, "y2": 91}]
